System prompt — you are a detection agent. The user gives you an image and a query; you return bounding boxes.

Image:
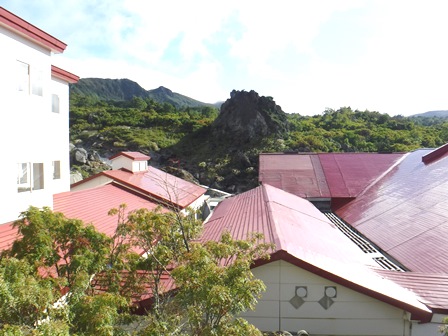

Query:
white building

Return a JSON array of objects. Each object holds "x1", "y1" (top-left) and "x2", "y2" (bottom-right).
[{"x1": 0, "y1": 7, "x2": 78, "y2": 224}]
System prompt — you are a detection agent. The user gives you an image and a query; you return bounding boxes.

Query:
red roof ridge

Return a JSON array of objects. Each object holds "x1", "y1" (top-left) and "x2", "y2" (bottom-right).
[
  {"x1": 260, "y1": 185, "x2": 284, "y2": 251},
  {"x1": 0, "y1": 7, "x2": 66, "y2": 53},
  {"x1": 109, "y1": 151, "x2": 151, "y2": 161},
  {"x1": 422, "y1": 143, "x2": 448, "y2": 164}
]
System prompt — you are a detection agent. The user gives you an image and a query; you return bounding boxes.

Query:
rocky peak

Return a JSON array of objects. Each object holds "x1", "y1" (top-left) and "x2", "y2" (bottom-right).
[
  {"x1": 154, "y1": 86, "x2": 174, "y2": 97},
  {"x1": 212, "y1": 90, "x2": 289, "y2": 142}
]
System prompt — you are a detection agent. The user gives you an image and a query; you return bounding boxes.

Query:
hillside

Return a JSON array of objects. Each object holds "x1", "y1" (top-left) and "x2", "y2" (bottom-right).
[
  {"x1": 69, "y1": 83, "x2": 448, "y2": 193},
  {"x1": 70, "y1": 78, "x2": 216, "y2": 108},
  {"x1": 411, "y1": 110, "x2": 448, "y2": 118}
]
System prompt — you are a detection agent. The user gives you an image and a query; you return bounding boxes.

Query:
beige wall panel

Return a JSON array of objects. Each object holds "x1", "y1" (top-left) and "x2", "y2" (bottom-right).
[
  {"x1": 280, "y1": 317, "x2": 405, "y2": 336},
  {"x1": 280, "y1": 301, "x2": 404, "y2": 319}
]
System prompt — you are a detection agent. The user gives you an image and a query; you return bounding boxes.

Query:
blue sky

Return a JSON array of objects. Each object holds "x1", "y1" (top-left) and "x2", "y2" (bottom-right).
[{"x1": 4, "y1": 0, "x2": 448, "y2": 116}]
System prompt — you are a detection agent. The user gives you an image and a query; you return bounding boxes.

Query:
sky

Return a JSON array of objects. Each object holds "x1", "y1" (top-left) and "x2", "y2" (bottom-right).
[{"x1": 4, "y1": 0, "x2": 448, "y2": 116}]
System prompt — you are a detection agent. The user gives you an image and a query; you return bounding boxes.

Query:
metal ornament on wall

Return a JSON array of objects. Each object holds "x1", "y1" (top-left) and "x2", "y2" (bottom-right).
[
  {"x1": 319, "y1": 286, "x2": 337, "y2": 310},
  {"x1": 289, "y1": 286, "x2": 307, "y2": 309}
]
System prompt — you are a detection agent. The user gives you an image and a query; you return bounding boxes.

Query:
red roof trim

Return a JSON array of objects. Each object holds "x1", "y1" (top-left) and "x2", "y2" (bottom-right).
[
  {"x1": 51, "y1": 65, "x2": 79, "y2": 83},
  {"x1": 0, "y1": 7, "x2": 66, "y2": 53},
  {"x1": 422, "y1": 143, "x2": 448, "y2": 164},
  {"x1": 254, "y1": 250, "x2": 432, "y2": 323},
  {"x1": 110, "y1": 152, "x2": 151, "y2": 161}
]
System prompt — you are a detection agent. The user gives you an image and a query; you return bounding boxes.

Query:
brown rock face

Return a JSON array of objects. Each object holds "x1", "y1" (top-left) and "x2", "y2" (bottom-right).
[{"x1": 212, "y1": 90, "x2": 289, "y2": 142}]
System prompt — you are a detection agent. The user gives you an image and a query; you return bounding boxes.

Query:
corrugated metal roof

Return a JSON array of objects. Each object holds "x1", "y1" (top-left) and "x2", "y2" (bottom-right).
[
  {"x1": 203, "y1": 184, "x2": 431, "y2": 319},
  {"x1": 318, "y1": 153, "x2": 405, "y2": 198},
  {"x1": 259, "y1": 153, "x2": 330, "y2": 198},
  {"x1": 102, "y1": 166, "x2": 206, "y2": 209},
  {"x1": 203, "y1": 184, "x2": 371, "y2": 264},
  {"x1": 375, "y1": 269, "x2": 448, "y2": 312},
  {"x1": 336, "y1": 149, "x2": 448, "y2": 273},
  {"x1": 54, "y1": 183, "x2": 165, "y2": 238},
  {"x1": 92, "y1": 269, "x2": 176, "y2": 312},
  {"x1": 0, "y1": 221, "x2": 18, "y2": 251},
  {"x1": 259, "y1": 152, "x2": 405, "y2": 199}
]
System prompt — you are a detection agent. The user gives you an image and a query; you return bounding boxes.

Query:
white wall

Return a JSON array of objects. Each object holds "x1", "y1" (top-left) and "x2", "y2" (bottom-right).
[
  {"x1": 70, "y1": 175, "x2": 113, "y2": 192},
  {"x1": 0, "y1": 26, "x2": 70, "y2": 223},
  {"x1": 111, "y1": 156, "x2": 134, "y2": 172},
  {"x1": 412, "y1": 314, "x2": 446, "y2": 336},
  {"x1": 242, "y1": 260, "x2": 413, "y2": 336}
]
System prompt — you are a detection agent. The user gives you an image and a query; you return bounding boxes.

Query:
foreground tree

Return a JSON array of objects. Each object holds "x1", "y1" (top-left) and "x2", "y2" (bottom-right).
[
  {"x1": 0, "y1": 206, "x2": 131, "y2": 335},
  {"x1": 172, "y1": 232, "x2": 270, "y2": 336},
  {"x1": 0, "y1": 205, "x2": 271, "y2": 335}
]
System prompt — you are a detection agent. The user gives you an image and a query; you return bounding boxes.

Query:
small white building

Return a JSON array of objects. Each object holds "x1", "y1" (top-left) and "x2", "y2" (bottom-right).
[
  {"x1": 71, "y1": 151, "x2": 208, "y2": 213},
  {"x1": 0, "y1": 7, "x2": 78, "y2": 224}
]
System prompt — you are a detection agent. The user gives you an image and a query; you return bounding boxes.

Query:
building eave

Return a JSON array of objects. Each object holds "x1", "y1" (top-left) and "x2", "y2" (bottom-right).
[
  {"x1": 51, "y1": 65, "x2": 79, "y2": 83},
  {"x1": 0, "y1": 7, "x2": 66, "y2": 53}
]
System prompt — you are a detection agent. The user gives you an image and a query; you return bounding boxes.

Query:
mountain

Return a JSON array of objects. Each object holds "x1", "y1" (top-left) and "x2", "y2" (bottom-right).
[
  {"x1": 70, "y1": 78, "x2": 215, "y2": 108},
  {"x1": 411, "y1": 110, "x2": 448, "y2": 118}
]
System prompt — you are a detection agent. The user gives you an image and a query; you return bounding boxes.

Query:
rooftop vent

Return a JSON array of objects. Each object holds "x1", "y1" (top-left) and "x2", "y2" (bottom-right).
[{"x1": 323, "y1": 212, "x2": 405, "y2": 272}]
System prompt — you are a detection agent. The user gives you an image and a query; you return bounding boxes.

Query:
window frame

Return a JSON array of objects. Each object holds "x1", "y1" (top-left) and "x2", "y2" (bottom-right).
[
  {"x1": 52, "y1": 160, "x2": 61, "y2": 180},
  {"x1": 17, "y1": 60, "x2": 30, "y2": 94},
  {"x1": 52, "y1": 94, "x2": 60, "y2": 113}
]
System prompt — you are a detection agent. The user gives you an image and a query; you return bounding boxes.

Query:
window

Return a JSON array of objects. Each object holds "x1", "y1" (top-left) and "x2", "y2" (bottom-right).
[
  {"x1": 52, "y1": 94, "x2": 60, "y2": 113},
  {"x1": 139, "y1": 161, "x2": 147, "y2": 171},
  {"x1": 17, "y1": 163, "x2": 30, "y2": 192},
  {"x1": 52, "y1": 160, "x2": 61, "y2": 179},
  {"x1": 32, "y1": 69, "x2": 43, "y2": 96},
  {"x1": 17, "y1": 162, "x2": 44, "y2": 192},
  {"x1": 33, "y1": 163, "x2": 44, "y2": 190},
  {"x1": 17, "y1": 61, "x2": 30, "y2": 93}
]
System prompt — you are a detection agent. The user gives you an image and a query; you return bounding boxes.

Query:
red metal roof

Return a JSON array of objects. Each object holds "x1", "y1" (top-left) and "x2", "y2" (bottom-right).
[
  {"x1": 203, "y1": 184, "x2": 432, "y2": 320},
  {"x1": 259, "y1": 153, "x2": 330, "y2": 198},
  {"x1": 336, "y1": 149, "x2": 448, "y2": 273},
  {"x1": 375, "y1": 269, "x2": 448, "y2": 312},
  {"x1": 109, "y1": 151, "x2": 151, "y2": 161},
  {"x1": 0, "y1": 7, "x2": 66, "y2": 53},
  {"x1": 54, "y1": 183, "x2": 165, "y2": 238},
  {"x1": 0, "y1": 221, "x2": 18, "y2": 251},
  {"x1": 102, "y1": 167, "x2": 206, "y2": 209},
  {"x1": 203, "y1": 184, "x2": 372, "y2": 264},
  {"x1": 93, "y1": 269, "x2": 176, "y2": 314},
  {"x1": 259, "y1": 152, "x2": 405, "y2": 199},
  {"x1": 51, "y1": 65, "x2": 79, "y2": 83},
  {"x1": 318, "y1": 153, "x2": 405, "y2": 198}
]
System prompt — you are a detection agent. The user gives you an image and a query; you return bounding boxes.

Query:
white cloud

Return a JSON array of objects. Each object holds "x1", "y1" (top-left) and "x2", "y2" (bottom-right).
[{"x1": 5, "y1": 0, "x2": 448, "y2": 115}]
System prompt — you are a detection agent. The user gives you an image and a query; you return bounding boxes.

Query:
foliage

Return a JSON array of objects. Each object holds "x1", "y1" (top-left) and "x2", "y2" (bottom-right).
[
  {"x1": 70, "y1": 88, "x2": 448, "y2": 194},
  {"x1": 0, "y1": 204, "x2": 271, "y2": 335},
  {"x1": 0, "y1": 207, "x2": 133, "y2": 335},
  {"x1": 441, "y1": 317, "x2": 448, "y2": 336},
  {"x1": 173, "y1": 232, "x2": 270, "y2": 336}
]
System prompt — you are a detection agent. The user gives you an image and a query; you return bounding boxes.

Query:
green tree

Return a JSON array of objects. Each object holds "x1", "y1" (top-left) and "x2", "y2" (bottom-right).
[
  {"x1": 0, "y1": 205, "x2": 271, "y2": 335},
  {"x1": 1, "y1": 206, "x2": 131, "y2": 335},
  {"x1": 172, "y1": 232, "x2": 270, "y2": 336}
]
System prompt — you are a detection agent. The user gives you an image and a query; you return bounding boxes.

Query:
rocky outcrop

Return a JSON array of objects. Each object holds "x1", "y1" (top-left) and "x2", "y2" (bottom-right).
[
  {"x1": 212, "y1": 90, "x2": 289, "y2": 143},
  {"x1": 69, "y1": 144, "x2": 111, "y2": 178}
]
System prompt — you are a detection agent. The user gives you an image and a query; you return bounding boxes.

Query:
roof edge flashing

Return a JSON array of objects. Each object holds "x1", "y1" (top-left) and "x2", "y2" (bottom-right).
[{"x1": 422, "y1": 143, "x2": 448, "y2": 164}]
